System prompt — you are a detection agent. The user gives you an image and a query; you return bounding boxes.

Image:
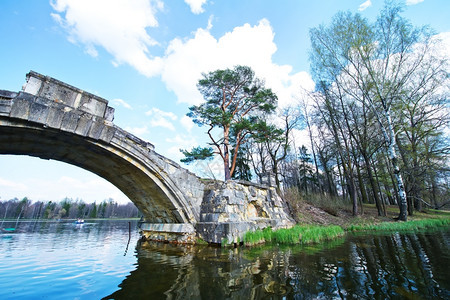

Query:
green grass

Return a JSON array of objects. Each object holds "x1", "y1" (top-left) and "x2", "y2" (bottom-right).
[
  {"x1": 243, "y1": 217, "x2": 449, "y2": 246},
  {"x1": 243, "y1": 225, "x2": 345, "y2": 246},
  {"x1": 347, "y1": 218, "x2": 450, "y2": 232}
]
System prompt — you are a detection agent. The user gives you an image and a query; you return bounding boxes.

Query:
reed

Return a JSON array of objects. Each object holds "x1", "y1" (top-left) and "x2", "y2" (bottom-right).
[
  {"x1": 347, "y1": 218, "x2": 450, "y2": 232},
  {"x1": 243, "y1": 225, "x2": 345, "y2": 246},
  {"x1": 243, "y1": 218, "x2": 449, "y2": 246}
]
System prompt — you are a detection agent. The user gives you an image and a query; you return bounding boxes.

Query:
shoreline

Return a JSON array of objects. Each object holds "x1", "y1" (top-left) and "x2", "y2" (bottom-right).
[{"x1": 242, "y1": 207, "x2": 450, "y2": 247}]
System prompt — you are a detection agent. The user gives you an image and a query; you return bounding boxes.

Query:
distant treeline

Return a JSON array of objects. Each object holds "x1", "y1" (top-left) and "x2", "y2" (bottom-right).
[{"x1": 0, "y1": 197, "x2": 140, "y2": 220}]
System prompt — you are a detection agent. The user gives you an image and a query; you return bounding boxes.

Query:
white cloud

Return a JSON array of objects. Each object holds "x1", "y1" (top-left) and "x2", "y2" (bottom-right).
[
  {"x1": 51, "y1": 3, "x2": 315, "y2": 110},
  {"x1": 165, "y1": 134, "x2": 198, "y2": 162},
  {"x1": 159, "y1": 19, "x2": 315, "y2": 107},
  {"x1": 406, "y1": 0, "x2": 424, "y2": 5},
  {"x1": 145, "y1": 107, "x2": 177, "y2": 131},
  {"x1": 0, "y1": 174, "x2": 129, "y2": 204},
  {"x1": 184, "y1": 0, "x2": 207, "y2": 14},
  {"x1": 125, "y1": 126, "x2": 148, "y2": 136},
  {"x1": 145, "y1": 107, "x2": 177, "y2": 120},
  {"x1": 180, "y1": 115, "x2": 194, "y2": 132},
  {"x1": 0, "y1": 178, "x2": 27, "y2": 192},
  {"x1": 47, "y1": 176, "x2": 129, "y2": 203},
  {"x1": 50, "y1": 0, "x2": 164, "y2": 76},
  {"x1": 358, "y1": 0, "x2": 372, "y2": 11},
  {"x1": 150, "y1": 118, "x2": 176, "y2": 131},
  {"x1": 112, "y1": 98, "x2": 132, "y2": 109}
]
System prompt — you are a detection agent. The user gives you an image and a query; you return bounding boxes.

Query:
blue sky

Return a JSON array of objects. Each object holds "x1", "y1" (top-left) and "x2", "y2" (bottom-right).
[{"x1": 1, "y1": 0, "x2": 449, "y2": 204}]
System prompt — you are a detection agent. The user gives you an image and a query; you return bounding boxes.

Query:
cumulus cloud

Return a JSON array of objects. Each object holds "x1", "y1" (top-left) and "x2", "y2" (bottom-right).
[
  {"x1": 358, "y1": 0, "x2": 372, "y2": 11},
  {"x1": 406, "y1": 0, "x2": 424, "y2": 5},
  {"x1": 145, "y1": 107, "x2": 177, "y2": 119},
  {"x1": 50, "y1": 0, "x2": 164, "y2": 76},
  {"x1": 160, "y1": 19, "x2": 315, "y2": 107},
  {"x1": 0, "y1": 175, "x2": 129, "y2": 204},
  {"x1": 146, "y1": 107, "x2": 177, "y2": 131},
  {"x1": 46, "y1": 176, "x2": 129, "y2": 203},
  {"x1": 0, "y1": 178, "x2": 27, "y2": 192},
  {"x1": 112, "y1": 98, "x2": 132, "y2": 109},
  {"x1": 51, "y1": 2, "x2": 315, "y2": 109},
  {"x1": 150, "y1": 118, "x2": 176, "y2": 131},
  {"x1": 184, "y1": 0, "x2": 207, "y2": 14},
  {"x1": 180, "y1": 115, "x2": 194, "y2": 132},
  {"x1": 125, "y1": 126, "x2": 149, "y2": 136},
  {"x1": 166, "y1": 134, "x2": 198, "y2": 159}
]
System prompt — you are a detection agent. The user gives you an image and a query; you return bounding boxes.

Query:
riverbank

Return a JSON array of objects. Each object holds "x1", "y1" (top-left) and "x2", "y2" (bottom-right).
[{"x1": 242, "y1": 204, "x2": 450, "y2": 246}]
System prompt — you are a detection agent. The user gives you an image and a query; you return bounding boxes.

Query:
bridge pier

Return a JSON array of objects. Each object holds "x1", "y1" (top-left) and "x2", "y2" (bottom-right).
[
  {"x1": 139, "y1": 223, "x2": 196, "y2": 244},
  {"x1": 140, "y1": 180, "x2": 294, "y2": 245}
]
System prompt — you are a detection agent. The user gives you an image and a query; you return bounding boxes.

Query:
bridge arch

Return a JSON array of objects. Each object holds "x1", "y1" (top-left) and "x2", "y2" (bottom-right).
[{"x1": 0, "y1": 72, "x2": 203, "y2": 224}]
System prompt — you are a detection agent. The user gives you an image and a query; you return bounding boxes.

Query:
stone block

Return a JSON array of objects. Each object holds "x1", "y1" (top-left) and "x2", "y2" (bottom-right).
[
  {"x1": 45, "y1": 106, "x2": 65, "y2": 129},
  {"x1": 99, "y1": 124, "x2": 116, "y2": 143},
  {"x1": 249, "y1": 186, "x2": 257, "y2": 197},
  {"x1": 75, "y1": 114, "x2": 93, "y2": 136},
  {"x1": 87, "y1": 120, "x2": 105, "y2": 140},
  {"x1": 0, "y1": 90, "x2": 18, "y2": 99},
  {"x1": 202, "y1": 190, "x2": 215, "y2": 204},
  {"x1": 78, "y1": 93, "x2": 107, "y2": 118},
  {"x1": 140, "y1": 223, "x2": 195, "y2": 234},
  {"x1": 10, "y1": 97, "x2": 31, "y2": 120},
  {"x1": 0, "y1": 99, "x2": 11, "y2": 116},
  {"x1": 22, "y1": 75, "x2": 42, "y2": 95},
  {"x1": 231, "y1": 190, "x2": 246, "y2": 204},
  {"x1": 104, "y1": 106, "x2": 115, "y2": 121},
  {"x1": 28, "y1": 101, "x2": 50, "y2": 124},
  {"x1": 40, "y1": 80, "x2": 77, "y2": 107},
  {"x1": 140, "y1": 223, "x2": 196, "y2": 244},
  {"x1": 200, "y1": 213, "x2": 221, "y2": 222},
  {"x1": 196, "y1": 222, "x2": 253, "y2": 244},
  {"x1": 60, "y1": 110, "x2": 80, "y2": 133}
]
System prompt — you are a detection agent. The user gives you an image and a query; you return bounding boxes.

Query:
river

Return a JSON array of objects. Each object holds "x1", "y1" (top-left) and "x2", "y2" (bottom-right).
[{"x1": 0, "y1": 219, "x2": 448, "y2": 299}]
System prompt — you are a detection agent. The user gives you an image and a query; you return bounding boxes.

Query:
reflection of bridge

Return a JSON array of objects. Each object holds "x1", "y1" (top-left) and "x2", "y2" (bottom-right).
[{"x1": 0, "y1": 71, "x2": 293, "y2": 243}]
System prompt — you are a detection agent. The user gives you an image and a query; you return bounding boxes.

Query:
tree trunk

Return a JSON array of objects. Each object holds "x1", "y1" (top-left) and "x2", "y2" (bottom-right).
[
  {"x1": 223, "y1": 127, "x2": 231, "y2": 180},
  {"x1": 364, "y1": 154, "x2": 385, "y2": 216},
  {"x1": 385, "y1": 110, "x2": 408, "y2": 221}
]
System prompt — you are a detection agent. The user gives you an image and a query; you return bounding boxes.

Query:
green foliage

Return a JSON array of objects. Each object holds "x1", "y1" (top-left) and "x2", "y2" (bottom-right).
[
  {"x1": 243, "y1": 218, "x2": 449, "y2": 247},
  {"x1": 231, "y1": 142, "x2": 252, "y2": 181},
  {"x1": 185, "y1": 65, "x2": 278, "y2": 180},
  {"x1": 243, "y1": 225, "x2": 345, "y2": 246},
  {"x1": 308, "y1": 1, "x2": 449, "y2": 218},
  {"x1": 180, "y1": 146, "x2": 214, "y2": 164},
  {"x1": 89, "y1": 202, "x2": 97, "y2": 218},
  {"x1": 77, "y1": 202, "x2": 86, "y2": 218},
  {"x1": 348, "y1": 218, "x2": 450, "y2": 232}
]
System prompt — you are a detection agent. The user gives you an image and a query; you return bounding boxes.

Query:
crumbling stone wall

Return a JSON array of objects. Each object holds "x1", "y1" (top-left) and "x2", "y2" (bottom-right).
[{"x1": 196, "y1": 180, "x2": 294, "y2": 244}]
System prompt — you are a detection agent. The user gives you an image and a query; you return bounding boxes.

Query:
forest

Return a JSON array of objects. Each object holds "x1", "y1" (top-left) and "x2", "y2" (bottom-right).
[
  {"x1": 182, "y1": 3, "x2": 449, "y2": 221},
  {"x1": 0, "y1": 197, "x2": 140, "y2": 220}
]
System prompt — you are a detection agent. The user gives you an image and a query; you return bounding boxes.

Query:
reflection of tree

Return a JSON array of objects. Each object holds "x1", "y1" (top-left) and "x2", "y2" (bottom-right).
[{"x1": 103, "y1": 232, "x2": 449, "y2": 299}]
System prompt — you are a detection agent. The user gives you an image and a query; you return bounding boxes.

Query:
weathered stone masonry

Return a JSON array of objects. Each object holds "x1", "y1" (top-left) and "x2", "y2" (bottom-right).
[{"x1": 0, "y1": 71, "x2": 294, "y2": 244}]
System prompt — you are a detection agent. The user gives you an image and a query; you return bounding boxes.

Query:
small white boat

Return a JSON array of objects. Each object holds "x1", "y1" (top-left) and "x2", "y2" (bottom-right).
[{"x1": 75, "y1": 219, "x2": 85, "y2": 224}]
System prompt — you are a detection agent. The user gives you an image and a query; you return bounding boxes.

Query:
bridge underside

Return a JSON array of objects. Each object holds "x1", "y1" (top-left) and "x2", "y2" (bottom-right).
[{"x1": 0, "y1": 118, "x2": 191, "y2": 223}]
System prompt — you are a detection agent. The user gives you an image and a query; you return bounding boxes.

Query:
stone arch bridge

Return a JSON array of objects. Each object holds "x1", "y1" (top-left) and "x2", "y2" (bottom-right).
[{"x1": 0, "y1": 71, "x2": 293, "y2": 243}]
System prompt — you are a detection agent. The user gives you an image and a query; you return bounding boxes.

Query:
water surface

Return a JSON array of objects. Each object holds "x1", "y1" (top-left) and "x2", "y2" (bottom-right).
[{"x1": 1, "y1": 220, "x2": 449, "y2": 299}]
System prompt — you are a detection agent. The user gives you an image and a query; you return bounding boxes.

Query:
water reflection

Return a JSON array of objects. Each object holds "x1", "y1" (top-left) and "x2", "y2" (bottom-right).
[
  {"x1": 2, "y1": 220, "x2": 448, "y2": 299},
  {"x1": 0, "y1": 220, "x2": 140, "y2": 299},
  {"x1": 105, "y1": 230, "x2": 449, "y2": 299}
]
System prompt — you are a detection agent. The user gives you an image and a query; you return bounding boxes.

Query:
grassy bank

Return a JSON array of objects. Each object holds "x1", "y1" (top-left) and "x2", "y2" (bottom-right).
[
  {"x1": 347, "y1": 218, "x2": 450, "y2": 232},
  {"x1": 243, "y1": 209, "x2": 450, "y2": 246},
  {"x1": 243, "y1": 225, "x2": 345, "y2": 246}
]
